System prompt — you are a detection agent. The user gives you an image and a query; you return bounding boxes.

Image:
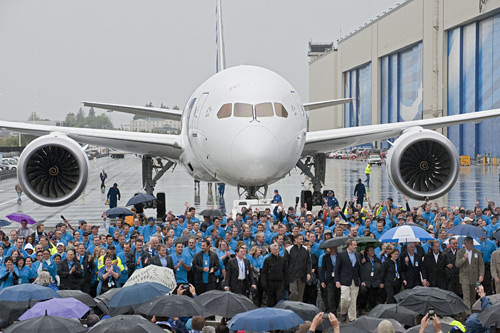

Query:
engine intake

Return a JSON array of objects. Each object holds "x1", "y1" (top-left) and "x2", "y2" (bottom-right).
[
  {"x1": 386, "y1": 128, "x2": 459, "y2": 200},
  {"x1": 18, "y1": 133, "x2": 89, "y2": 206}
]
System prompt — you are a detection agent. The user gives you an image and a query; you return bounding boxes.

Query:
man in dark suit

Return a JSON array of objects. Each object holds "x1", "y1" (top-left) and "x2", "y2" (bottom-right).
[
  {"x1": 335, "y1": 238, "x2": 362, "y2": 322},
  {"x1": 422, "y1": 240, "x2": 447, "y2": 290},
  {"x1": 76, "y1": 243, "x2": 95, "y2": 295},
  {"x1": 148, "y1": 244, "x2": 175, "y2": 271},
  {"x1": 224, "y1": 245, "x2": 256, "y2": 296},
  {"x1": 443, "y1": 237, "x2": 461, "y2": 296},
  {"x1": 320, "y1": 245, "x2": 340, "y2": 315},
  {"x1": 261, "y1": 243, "x2": 288, "y2": 306},
  {"x1": 192, "y1": 239, "x2": 220, "y2": 295},
  {"x1": 401, "y1": 243, "x2": 424, "y2": 289}
]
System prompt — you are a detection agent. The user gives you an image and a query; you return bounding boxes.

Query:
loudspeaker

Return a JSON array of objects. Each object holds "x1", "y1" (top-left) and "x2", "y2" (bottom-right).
[{"x1": 156, "y1": 192, "x2": 166, "y2": 219}]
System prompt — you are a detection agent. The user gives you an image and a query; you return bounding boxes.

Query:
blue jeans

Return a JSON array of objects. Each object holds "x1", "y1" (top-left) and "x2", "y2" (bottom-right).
[{"x1": 365, "y1": 173, "x2": 370, "y2": 184}]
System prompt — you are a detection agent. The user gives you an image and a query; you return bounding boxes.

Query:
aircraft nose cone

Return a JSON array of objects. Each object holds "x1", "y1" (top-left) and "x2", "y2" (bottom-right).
[{"x1": 231, "y1": 126, "x2": 280, "y2": 184}]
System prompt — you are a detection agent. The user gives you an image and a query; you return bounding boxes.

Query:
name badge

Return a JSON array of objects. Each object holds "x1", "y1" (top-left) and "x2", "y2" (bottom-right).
[
  {"x1": 474, "y1": 253, "x2": 478, "y2": 259},
  {"x1": 415, "y1": 262, "x2": 418, "y2": 267},
  {"x1": 370, "y1": 272, "x2": 374, "y2": 277},
  {"x1": 331, "y1": 272, "x2": 335, "y2": 277}
]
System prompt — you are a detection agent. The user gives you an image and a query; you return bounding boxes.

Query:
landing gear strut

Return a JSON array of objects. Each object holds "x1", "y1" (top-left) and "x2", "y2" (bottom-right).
[
  {"x1": 142, "y1": 155, "x2": 175, "y2": 195},
  {"x1": 238, "y1": 185, "x2": 268, "y2": 200},
  {"x1": 296, "y1": 154, "x2": 326, "y2": 207}
]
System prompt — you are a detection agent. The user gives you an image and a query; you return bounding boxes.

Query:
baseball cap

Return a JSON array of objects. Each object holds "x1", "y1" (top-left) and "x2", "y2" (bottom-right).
[
  {"x1": 56, "y1": 222, "x2": 64, "y2": 228},
  {"x1": 306, "y1": 211, "x2": 313, "y2": 216},
  {"x1": 328, "y1": 191, "x2": 333, "y2": 194},
  {"x1": 56, "y1": 242, "x2": 65, "y2": 247},
  {"x1": 108, "y1": 244, "x2": 115, "y2": 249},
  {"x1": 82, "y1": 232, "x2": 89, "y2": 236},
  {"x1": 463, "y1": 217, "x2": 474, "y2": 222}
]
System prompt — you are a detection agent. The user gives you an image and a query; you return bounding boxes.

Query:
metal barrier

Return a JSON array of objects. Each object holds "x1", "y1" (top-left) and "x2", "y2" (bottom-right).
[{"x1": 0, "y1": 170, "x2": 17, "y2": 181}]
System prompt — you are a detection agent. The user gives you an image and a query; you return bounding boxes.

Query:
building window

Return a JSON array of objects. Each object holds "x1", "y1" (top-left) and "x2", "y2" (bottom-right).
[
  {"x1": 447, "y1": 14, "x2": 500, "y2": 157},
  {"x1": 343, "y1": 62, "x2": 372, "y2": 128}
]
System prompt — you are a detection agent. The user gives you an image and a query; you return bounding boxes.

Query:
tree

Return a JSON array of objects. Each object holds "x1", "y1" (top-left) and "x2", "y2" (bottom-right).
[
  {"x1": 76, "y1": 108, "x2": 86, "y2": 127},
  {"x1": 64, "y1": 112, "x2": 77, "y2": 127},
  {"x1": 27, "y1": 112, "x2": 40, "y2": 122},
  {"x1": 173, "y1": 105, "x2": 180, "y2": 110}
]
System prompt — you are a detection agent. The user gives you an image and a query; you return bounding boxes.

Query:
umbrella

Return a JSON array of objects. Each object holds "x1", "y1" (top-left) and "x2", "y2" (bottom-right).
[
  {"x1": 340, "y1": 316, "x2": 405, "y2": 333},
  {"x1": 0, "y1": 219, "x2": 11, "y2": 227},
  {"x1": 105, "y1": 207, "x2": 133, "y2": 218},
  {"x1": 19, "y1": 298, "x2": 90, "y2": 320},
  {"x1": 405, "y1": 323, "x2": 454, "y2": 333},
  {"x1": 319, "y1": 236, "x2": 349, "y2": 249},
  {"x1": 227, "y1": 307, "x2": 305, "y2": 331},
  {"x1": 356, "y1": 236, "x2": 382, "y2": 251},
  {"x1": 135, "y1": 294, "x2": 206, "y2": 317},
  {"x1": 199, "y1": 208, "x2": 224, "y2": 217},
  {"x1": 174, "y1": 234, "x2": 201, "y2": 244},
  {"x1": 473, "y1": 293, "x2": 500, "y2": 311},
  {"x1": 94, "y1": 288, "x2": 120, "y2": 315},
  {"x1": 57, "y1": 290, "x2": 97, "y2": 307},
  {"x1": 0, "y1": 301, "x2": 34, "y2": 327},
  {"x1": 107, "y1": 282, "x2": 171, "y2": 309},
  {"x1": 124, "y1": 265, "x2": 176, "y2": 290},
  {"x1": 443, "y1": 236, "x2": 480, "y2": 247},
  {"x1": 447, "y1": 224, "x2": 487, "y2": 238},
  {"x1": 4, "y1": 313, "x2": 87, "y2": 333},
  {"x1": 88, "y1": 315, "x2": 165, "y2": 333},
  {"x1": 379, "y1": 225, "x2": 434, "y2": 243},
  {"x1": 6, "y1": 213, "x2": 37, "y2": 225},
  {"x1": 126, "y1": 193, "x2": 156, "y2": 206},
  {"x1": 0, "y1": 284, "x2": 60, "y2": 302},
  {"x1": 274, "y1": 300, "x2": 331, "y2": 331},
  {"x1": 394, "y1": 287, "x2": 468, "y2": 315},
  {"x1": 196, "y1": 290, "x2": 257, "y2": 318},
  {"x1": 478, "y1": 303, "x2": 500, "y2": 328},
  {"x1": 368, "y1": 304, "x2": 419, "y2": 326},
  {"x1": 492, "y1": 229, "x2": 500, "y2": 242}
]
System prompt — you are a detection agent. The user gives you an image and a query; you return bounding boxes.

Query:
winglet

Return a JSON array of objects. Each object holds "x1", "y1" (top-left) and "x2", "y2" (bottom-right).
[{"x1": 215, "y1": 0, "x2": 226, "y2": 73}]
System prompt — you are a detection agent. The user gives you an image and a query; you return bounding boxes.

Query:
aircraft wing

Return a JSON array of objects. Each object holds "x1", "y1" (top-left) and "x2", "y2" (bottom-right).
[
  {"x1": 303, "y1": 98, "x2": 352, "y2": 111},
  {"x1": 0, "y1": 121, "x2": 182, "y2": 160},
  {"x1": 302, "y1": 108, "x2": 500, "y2": 156},
  {"x1": 82, "y1": 101, "x2": 183, "y2": 121}
]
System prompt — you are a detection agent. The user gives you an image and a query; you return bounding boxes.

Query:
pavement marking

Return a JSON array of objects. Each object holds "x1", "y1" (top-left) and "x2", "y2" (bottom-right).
[{"x1": 0, "y1": 198, "x2": 17, "y2": 207}]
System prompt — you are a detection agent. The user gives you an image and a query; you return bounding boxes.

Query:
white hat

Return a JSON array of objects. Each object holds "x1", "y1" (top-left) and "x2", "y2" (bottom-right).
[
  {"x1": 24, "y1": 244, "x2": 34, "y2": 251},
  {"x1": 56, "y1": 242, "x2": 65, "y2": 247},
  {"x1": 306, "y1": 211, "x2": 313, "y2": 216}
]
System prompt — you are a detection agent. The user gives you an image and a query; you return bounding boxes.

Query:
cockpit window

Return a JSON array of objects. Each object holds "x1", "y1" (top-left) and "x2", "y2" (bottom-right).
[
  {"x1": 255, "y1": 103, "x2": 274, "y2": 117},
  {"x1": 217, "y1": 103, "x2": 232, "y2": 119},
  {"x1": 234, "y1": 103, "x2": 253, "y2": 117},
  {"x1": 274, "y1": 103, "x2": 289, "y2": 118}
]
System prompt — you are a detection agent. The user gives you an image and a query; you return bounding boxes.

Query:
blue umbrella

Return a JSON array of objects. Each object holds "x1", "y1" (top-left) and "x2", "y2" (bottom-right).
[
  {"x1": 107, "y1": 282, "x2": 171, "y2": 308},
  {"x1": 105, "y1": 207, "x2": 133, "y2": 218},
  {"x1": 447, "y1": 224, "x2": 487, "y2": 238},
  {"x1": 19, "y1": 297, "x2": 90, "y2": 320},
  {"x1": 0, "y1": 219, "x2": 11, "y2": 227},
  {"x1": 0, "y1": 284, "x2": 60, "y2": 302},
  {"x1": 227, "y1": 307, "x2": 305, "y2": 331},
  {"x1": 379, "y1": 225, "x2": 434, "y2": 243},
  {"x1": 126, "y1": 193, "x2": 156, "y2": 206}
]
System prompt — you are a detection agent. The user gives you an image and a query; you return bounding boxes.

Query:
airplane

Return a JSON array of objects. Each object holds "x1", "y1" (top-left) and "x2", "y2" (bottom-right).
[{"x1": 2, "y1": 0, "x2": 500, "y2": 209}]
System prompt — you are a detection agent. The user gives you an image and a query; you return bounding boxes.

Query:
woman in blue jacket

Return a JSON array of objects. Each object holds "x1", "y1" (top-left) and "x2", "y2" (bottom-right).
[
  {"x1": 0, "y1": 257, "x2": 19, "y2": 289},
  {"x1": 15, "y1": 257, "x2": 34, "y2": 284}
]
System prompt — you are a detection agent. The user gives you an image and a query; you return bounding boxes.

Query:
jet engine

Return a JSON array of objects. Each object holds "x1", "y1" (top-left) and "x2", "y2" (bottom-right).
[
  {"x1": 17, "y1": 133, "x2": 89, "y2": 206},
  {"x1": 386, "y1": 127, "x2": 459, "y2": 200}
]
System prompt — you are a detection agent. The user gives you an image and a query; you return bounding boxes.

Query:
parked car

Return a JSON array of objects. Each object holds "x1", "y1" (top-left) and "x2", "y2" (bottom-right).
[
  {"x1": 325, "y1": 151, "x2": 335, "y2": 159},
  {"x1": 367, "y1": 154, "x2": 382, "y2": 165}
]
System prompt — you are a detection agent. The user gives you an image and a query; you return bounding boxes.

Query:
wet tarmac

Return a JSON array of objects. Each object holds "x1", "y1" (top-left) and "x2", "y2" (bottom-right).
[{"x1": 0, "y1": 155, "x2": 499, "y2": 229}]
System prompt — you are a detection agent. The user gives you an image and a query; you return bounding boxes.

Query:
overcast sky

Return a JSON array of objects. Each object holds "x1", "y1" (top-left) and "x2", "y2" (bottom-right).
[{"x1": 0, "y1": 0, "x2": 401, "y2": 127}]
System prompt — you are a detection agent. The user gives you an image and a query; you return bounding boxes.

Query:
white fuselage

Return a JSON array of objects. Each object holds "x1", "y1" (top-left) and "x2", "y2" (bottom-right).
[{"x1": 178, "y1": 65, "x2": 307, "y2": 187}]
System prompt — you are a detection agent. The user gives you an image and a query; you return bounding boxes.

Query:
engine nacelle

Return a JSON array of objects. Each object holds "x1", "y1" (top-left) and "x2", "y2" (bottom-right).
[
  {"x1": 18, "y1": 133, "x2": 89, "y2": 206},
  {"x1": 386, "y1": 128, "x2": 459, "y2": 200}
]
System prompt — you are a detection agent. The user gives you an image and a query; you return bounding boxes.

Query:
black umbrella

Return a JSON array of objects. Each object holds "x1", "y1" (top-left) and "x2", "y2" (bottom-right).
[
  {"x1": 135, "y1": 295, "x2": 206, "y2": 317},
  {"x1": 199, "y1": 208, "x2": 224, "y2": 217},
  {"x1": 196, "y1": 290, "x2": 257, "y2": 318},
  {"x1": 126, "y1": 193, "x2": 156, "y2": 206},
  {"x1": 274, "y1": 300, "x2": 330, "y2": 331},
  {"x1": 105, "y1": 207, "x2": 133, "y2": 218},
  {"x1": 492, "y1": 229, "x2": 500, "y2": 242},
  {"x1": 478, "y1": 303, "x2": 500, "y2": 328},
  {"x1": 57, "y1": 290, "x2": 97, "y2": 307},
  {"x1": 89, "y1": 315, "x2": 165, "y2": 333},
  {"x1": 394, "y1": 287, "x2": 468, "y2": 315},
  {"x1": 340, "y1": 316, "x2": 405, "y2": 333},
  {"x1": 174, "y1": 234, "x2": 202, "y2": 244},
  {"x1": 0, "y1": 301, "x2": 34, "y2": 328},
  {"x1": 4, "y1": 312, "x2": 87, "y2": 333},
  {"x1": 93, "y1": 288, "x2": 120, "y2": 315},
  {"x1": 368, "y1": 304, "x2": 419, "y2": 326},
  {"x1": 405, "y1": 323, "x2": 454, "y2": 333},
  {"x1": 319, "y1": 236, "x2": 349, "y2": 249}
]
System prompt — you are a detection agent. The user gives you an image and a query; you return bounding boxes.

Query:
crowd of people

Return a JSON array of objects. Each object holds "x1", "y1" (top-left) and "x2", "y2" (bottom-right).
[{"x1": 0, "y1": 185, "x2": 499, "y2": 330}]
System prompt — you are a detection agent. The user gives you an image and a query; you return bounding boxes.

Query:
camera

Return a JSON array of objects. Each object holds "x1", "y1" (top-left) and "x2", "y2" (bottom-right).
[
  {"x1": 428, "y1": 309, "x2": 435, "y2": 317},
  {"x1": 182, "y1": 284, "x2": 190, "y2": 290}
]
